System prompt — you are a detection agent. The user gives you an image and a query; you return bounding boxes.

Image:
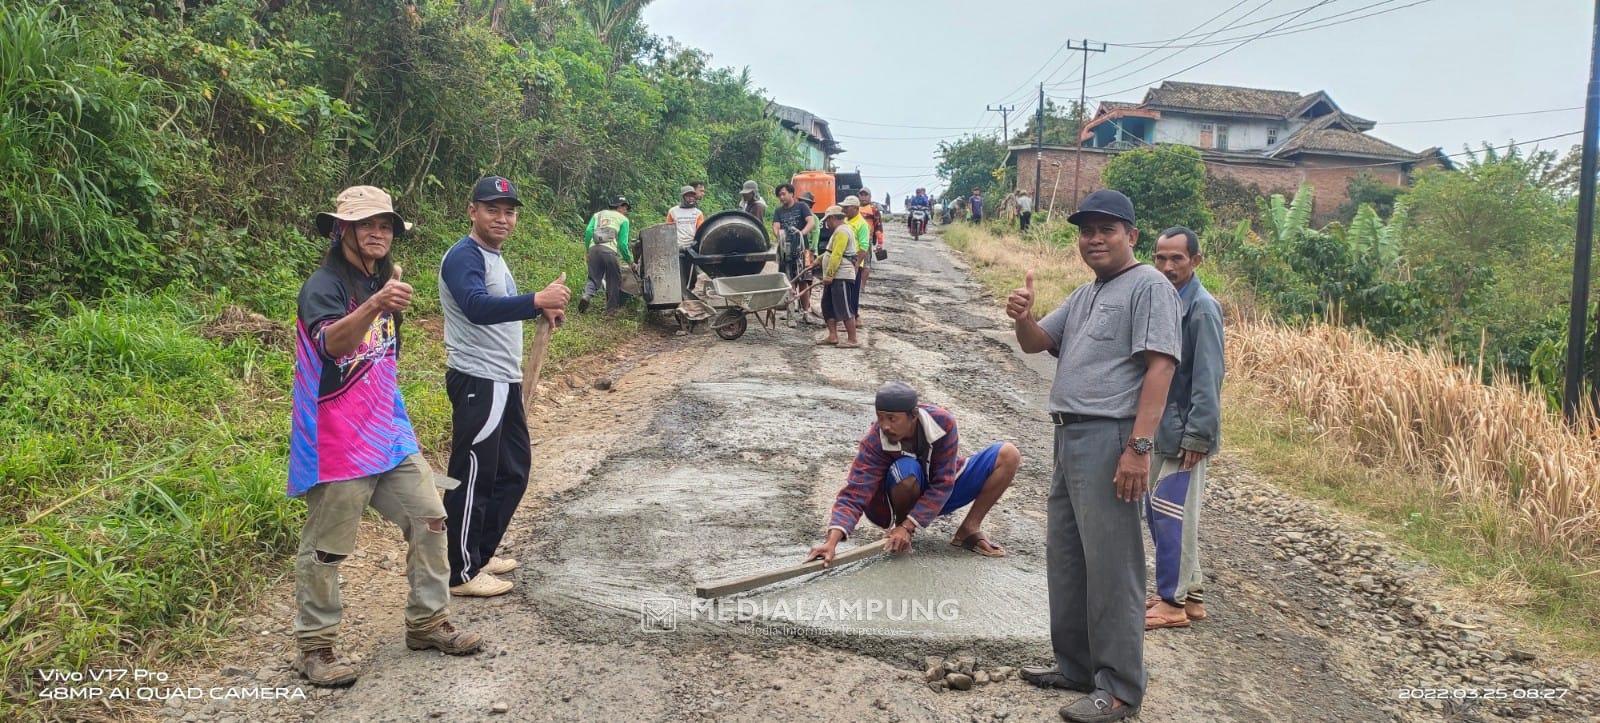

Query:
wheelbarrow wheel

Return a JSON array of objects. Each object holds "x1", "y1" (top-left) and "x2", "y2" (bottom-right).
[{"x1": 713, "y1": 311, "x2": 747, "y2": 340}]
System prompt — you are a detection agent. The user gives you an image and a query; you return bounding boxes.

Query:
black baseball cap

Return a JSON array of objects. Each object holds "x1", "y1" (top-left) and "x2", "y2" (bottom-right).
[
  {"x1": 1067, "y1": 189, "x2": 1135, "y2": 226},
  {"x1": 609, "y1": 195, "x2": 629, "y2": 208},
  {"x1": 472, "y1": 176, "x2": 522, "y2": 206}
]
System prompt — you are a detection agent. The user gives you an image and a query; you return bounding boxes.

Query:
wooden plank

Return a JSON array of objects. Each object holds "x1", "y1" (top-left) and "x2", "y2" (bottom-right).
[
  {"x1": 521, "y1": 272, "x2": 563, "y2": 409},
  {"x1": 694, "y1": 539, "x2": 890, "y2": 599}
]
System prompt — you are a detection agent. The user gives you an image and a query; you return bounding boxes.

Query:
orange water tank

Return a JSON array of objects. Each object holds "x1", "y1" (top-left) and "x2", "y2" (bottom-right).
[{"x1": 792, "y1": 171, "x2": 835, "y2": 213}]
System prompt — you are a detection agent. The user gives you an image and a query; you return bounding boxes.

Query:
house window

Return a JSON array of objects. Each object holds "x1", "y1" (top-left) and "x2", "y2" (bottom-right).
[
  {"x1": 1267, "y1": 127, "x2": 1279, "y2": 145},
  {"x1": 1198, "y1": 123, "x2": 1214, "y2": 149},
  {"x1": 1216, "y1": 124, "x2": 1229, "y2": 151}
]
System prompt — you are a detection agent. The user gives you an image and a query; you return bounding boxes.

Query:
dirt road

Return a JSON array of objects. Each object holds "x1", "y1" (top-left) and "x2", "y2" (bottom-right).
[{"x1": 165, "y1": 223, "x2": 1597, "y2": 722}]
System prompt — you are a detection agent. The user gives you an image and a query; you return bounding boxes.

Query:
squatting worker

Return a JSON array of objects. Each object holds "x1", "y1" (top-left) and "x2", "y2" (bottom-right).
[
  {"x1": 438, "y1": 176, "x2": 571, "y2": 598},
  {"x1": 808, "y1": 382, "x2": 1020, "y2": 563},
  {"x1": 1144, "y1": 226, "x2": 1225, "y2": 631},
  {"x1": 841, "y1": 195, "x2": 870, "y2": 316},
  {"x1": 289, "y1": 186, "x2": 483, "y2": 687},
  {"x1": 772, "y1": 183, "x2": 817, "y2": 326},
  {"x1": 816, "y1": 204, "x2": 860, "y2": 348},
  {"x1": 581, "y1": 195, "x2": 632, "y2": 315},
  {"x1": 667, "y1": 185, "x2": 705, "y2": 294},
  {"x1": 1008, "y1": 189, "x2": 1180, "y2": 723}
]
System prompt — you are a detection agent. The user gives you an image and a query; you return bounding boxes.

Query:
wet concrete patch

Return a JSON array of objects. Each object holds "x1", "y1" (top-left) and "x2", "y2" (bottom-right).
[{"x1": 744, "y1": 538, "x2": 1049, "y2": 641}]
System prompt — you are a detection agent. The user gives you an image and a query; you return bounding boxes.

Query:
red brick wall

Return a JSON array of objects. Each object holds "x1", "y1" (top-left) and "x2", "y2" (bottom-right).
[{"x1": 1013, "y1": 147, "x2": 1407, "y2": 224}]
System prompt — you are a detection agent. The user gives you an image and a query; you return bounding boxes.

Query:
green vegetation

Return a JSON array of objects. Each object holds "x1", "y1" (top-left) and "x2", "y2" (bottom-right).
[
  {"x1": 1210, "y1": 146, "x2": 1593, "y2": 396},
  {"x1": 1, "y1": 0, "x2": 801, "y2": 715},
  {"x1": 1101, "y1": 144, "x2": 1212, "y2": 248}
]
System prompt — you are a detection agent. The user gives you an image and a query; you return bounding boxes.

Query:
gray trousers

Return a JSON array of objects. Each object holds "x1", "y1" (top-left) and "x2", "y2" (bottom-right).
[{"x1": 1048, "y1": 418, "x2": 1147, "y2": 706}]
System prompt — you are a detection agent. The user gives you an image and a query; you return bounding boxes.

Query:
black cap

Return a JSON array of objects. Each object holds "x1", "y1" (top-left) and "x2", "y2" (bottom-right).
[
  {"x1": 472, "y1": 176, "x2": 522, "y2": 206},
  {"x1": 609, "y1": 195, "x2": 629, "y2": 208},
  {"x1": 1067, "y1": 189, "x2": 1135, "y2": 226},
  {"x1": 874, "y1": 381, "x2": 919, "y2": 413}
]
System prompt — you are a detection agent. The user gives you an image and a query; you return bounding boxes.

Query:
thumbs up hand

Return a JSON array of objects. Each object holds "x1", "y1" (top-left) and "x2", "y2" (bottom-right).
[
  {"x1": 534, "y1": 272, "x2": 569, "y2": 328},
  {"x1": 1006, "y1": 270, "x2": 1036, "y2": 320}
]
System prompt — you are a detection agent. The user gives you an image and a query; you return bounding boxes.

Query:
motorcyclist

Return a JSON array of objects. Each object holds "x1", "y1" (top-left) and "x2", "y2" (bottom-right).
[{"x1": 907, "y1": 187, "x2": 932, "y2": 237}]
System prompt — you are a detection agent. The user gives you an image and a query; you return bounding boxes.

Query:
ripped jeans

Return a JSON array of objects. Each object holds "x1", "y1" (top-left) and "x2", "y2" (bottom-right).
[{"x1": 294, "y1": 454, "x2": 451, "y2": 650}]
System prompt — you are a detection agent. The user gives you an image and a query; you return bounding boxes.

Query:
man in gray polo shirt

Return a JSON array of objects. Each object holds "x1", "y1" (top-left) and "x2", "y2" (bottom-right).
[{"x1": 1007, "y1": 190, "x2": 1180, "y2": 722}]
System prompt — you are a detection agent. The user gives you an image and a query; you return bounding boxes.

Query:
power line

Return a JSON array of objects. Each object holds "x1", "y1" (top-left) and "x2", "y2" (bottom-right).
[
  {"x1": 1385, "y1": 106, "x2": 1585, "y2": 125},
  {"x1": 828, "y1": 118, "x2": 990, "y2": 130},
  {"x1": 1087, "y1": 0, "x2": 1336, "y2": 99},
  {"x1": 1107, "y1": 0, "x2": 1432, "y2": 51},
  {"x1": 1078, "y1": 0, "x2": 1273, "y2": 92},
  {"x1": 1074, "y1": 0, "x2": 1259, "y2": 88}
]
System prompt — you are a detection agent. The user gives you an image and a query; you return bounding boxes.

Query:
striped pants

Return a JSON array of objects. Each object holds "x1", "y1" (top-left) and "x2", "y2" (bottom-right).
[
  {"x1": 443, "y1": 369, "x2": 530, "y2": 586},
  {"x1": 1145, "y1": 455, "x2": 1207, "y2": 606}
]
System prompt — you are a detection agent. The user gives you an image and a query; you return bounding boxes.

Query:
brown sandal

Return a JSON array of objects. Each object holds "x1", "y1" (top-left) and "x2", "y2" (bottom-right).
[
  {"x1": 951, "y1": 532, "x2": 1006, "y2": 558},
  {"x1": 1145, "y1": 605, "x2": 1190, "y2": 630}
]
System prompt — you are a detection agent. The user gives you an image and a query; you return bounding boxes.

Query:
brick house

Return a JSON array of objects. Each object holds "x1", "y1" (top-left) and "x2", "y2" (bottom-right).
[{"x1": 1007, "y1": 81, "x2": 1451, "y2": 222}]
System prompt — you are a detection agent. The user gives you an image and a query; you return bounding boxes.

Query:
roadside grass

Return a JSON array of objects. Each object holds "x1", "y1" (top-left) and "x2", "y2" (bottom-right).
[
  {"x1": 942, "y1": 223, "x2": 1600, "y2": 657},
  {"x1": 1, "y1": 225, "x2": 642, "y2": 718}
]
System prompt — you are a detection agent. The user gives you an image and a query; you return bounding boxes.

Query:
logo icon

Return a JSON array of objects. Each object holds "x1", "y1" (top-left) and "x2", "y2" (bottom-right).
[
  {"x1": 495, "y1": 178, "x2": 510, "y2": 193},
  {"x1": 640, "y1": 598, "x2": 677, "y2": 633}
]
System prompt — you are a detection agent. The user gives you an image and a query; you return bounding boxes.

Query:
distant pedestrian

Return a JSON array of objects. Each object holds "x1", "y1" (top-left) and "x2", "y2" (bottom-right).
[
  {"x1": 817, "y1": 204, "x2": 860, "y2": 348},
  {"x1": 1017, "y1": 190, "x2": 1034, "y2": 232},
  {"x1": 969, "y1": 187, "x2": 984, "y2": 223},
  {"x1": 580, "y1": 196, "x2": 632, "y2": 314},
  {"x1": 740, "y1": 180, "x2": 768, "y2": 222},
  {"x1": 438, "y1": 176, "x2": 571, "y2": 598},
  {"x1": 1144, "y1": 226, "x2": 1224, "y2": 631},
  {"x1": 1009, "y1": 189, "x2": 1180, "y2": 722},
  {"x1": 289, "y1": 185, "x2": 484, "y2": 687}
]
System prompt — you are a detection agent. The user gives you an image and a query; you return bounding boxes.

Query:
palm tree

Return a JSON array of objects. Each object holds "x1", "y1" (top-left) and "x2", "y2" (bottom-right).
[{"x1": 580, "y1": 0, "x2": 652, "y2": 47}]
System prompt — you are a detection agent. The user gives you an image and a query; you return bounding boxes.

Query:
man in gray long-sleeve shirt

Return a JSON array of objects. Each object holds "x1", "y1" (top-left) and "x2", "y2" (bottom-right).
[
  {"x1": 1008, "y1": 190, "x2": 1180, "y2": 723},
  {"x1": 438, "y1": 176, "x2": 570, "y2": 597},
  {"x1": 1144, "y1": 226, "x2": 1225, "y2": 630}
]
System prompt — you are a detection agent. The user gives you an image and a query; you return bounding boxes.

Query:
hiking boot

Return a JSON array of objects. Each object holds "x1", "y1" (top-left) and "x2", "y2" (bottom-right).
[
  {"x1": 1020, "y1": 666, "x2": 1094, "y2": 693},
  {"x1": 482, "y1": 556, "x2": 518, "y2": 575},
  {"x1": 405, "y1": 620, "x2": 484, "y2": 656},
  {"x1": 295, "y1": 647, "x2": 358, "y2": 688},
  {"x1": 1060, "y1": 691, "x2": 1138, "y2": 722},
  {"x1": 450, "y1": 572, "x2": 513, "y2": 597}
]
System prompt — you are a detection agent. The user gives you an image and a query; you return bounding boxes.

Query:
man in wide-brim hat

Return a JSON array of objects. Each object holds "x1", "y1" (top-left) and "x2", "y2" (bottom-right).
[{"x1": 289, "y1": 185, "x2": 485, "y2": 688}]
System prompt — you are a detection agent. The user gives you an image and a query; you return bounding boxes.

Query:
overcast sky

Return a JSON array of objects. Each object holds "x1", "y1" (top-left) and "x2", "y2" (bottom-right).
[{"x1": 641, "y1": 0, "x2": 1592, "y2": 201}]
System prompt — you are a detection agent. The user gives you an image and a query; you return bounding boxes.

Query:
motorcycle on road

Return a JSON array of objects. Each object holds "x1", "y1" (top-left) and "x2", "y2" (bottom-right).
[{"x1": 908, "y1": 206, "x2": 930, "y2": 240}]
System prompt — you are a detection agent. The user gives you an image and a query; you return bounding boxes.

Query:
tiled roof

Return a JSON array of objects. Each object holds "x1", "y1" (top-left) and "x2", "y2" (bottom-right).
[
  {"x1": 1142, "y1": 81, "x2": 1305, "y2": 117},
  {"x1": 1273, "y1": 126, "x2": 1418, "y2": 160}
]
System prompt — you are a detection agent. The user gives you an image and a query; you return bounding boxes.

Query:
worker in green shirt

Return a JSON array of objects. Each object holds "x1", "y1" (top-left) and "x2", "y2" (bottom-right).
[{"x1": 580, "y1": 196, "x2": 632, "y2": 314}]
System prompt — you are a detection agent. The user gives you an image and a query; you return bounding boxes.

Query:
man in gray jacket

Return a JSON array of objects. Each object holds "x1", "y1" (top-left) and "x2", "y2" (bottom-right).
[{"x1": 1144, "y1": 226, "x2": 1225, "y2": 630}]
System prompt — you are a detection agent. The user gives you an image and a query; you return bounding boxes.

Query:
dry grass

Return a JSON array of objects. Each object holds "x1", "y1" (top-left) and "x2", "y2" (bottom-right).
[
  {"x1": 1229, "y1": 320, "x2": 1600, "y2": 564},
  {"x1": 943, "y1": 224, "x2": 1092, "y2": 310},
  {"x1": 944, "y1": 223, "x2": 1600, "y2": 650}
]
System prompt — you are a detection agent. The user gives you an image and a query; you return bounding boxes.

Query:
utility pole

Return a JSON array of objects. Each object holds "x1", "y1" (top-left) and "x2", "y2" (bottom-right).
[
  {"x1": 986, "y1": 103, "x2": 1016, "y2": 142},
  {"x1": 1565, "y1": 0, "x2": 1600, "y2": 421},
  {"x1": 1067, "y1": 39, "x2": 1107, "y2": 211},
  {"x1": 1034, "y1": 83, "x2": 1044, "y2": 205}
]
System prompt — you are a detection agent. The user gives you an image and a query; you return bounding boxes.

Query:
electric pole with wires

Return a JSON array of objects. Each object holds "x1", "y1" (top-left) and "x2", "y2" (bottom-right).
[
  {"x1": 1066, "y1": 39, "x2": 1107, "y2": 210},
  {"x1": 987, "y1": 103, "x2": 1017, "y2": 142},
  {"x1": 1564, "y1": 0, "x2": 1600, "y2": 421}
]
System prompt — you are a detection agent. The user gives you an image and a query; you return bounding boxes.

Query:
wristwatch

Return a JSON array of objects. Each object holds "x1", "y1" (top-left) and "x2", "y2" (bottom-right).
[{"x1": 1126, "y1": 436, "x2": 1154, "y2": 455}]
